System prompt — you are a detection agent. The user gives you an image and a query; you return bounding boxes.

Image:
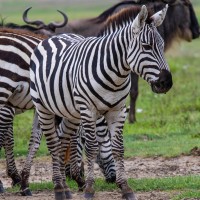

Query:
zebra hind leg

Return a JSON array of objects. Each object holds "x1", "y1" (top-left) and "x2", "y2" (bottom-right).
[
  {"x1": 1, "y1": 107, "x2": 21, "y2": 187},
  {"x1": 35, "y1": 108, "x2": 67, "y2": 200},
  {"x1": 105, "y1": 107, "x2": 136, "y2": 200},
  {"x1": 20, "y1": 111, "x2": 43, "y2": 196},
  {"x1": 4, "y1": 130, "x2": 21, "y2": 187},
  {"x1": 79, "y1": 107, "x2": 99, "y2": 199}
]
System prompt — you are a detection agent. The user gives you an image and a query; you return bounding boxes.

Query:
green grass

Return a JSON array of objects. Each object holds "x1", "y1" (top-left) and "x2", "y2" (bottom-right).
[
  {"x1": 0, "y1": 0, "x2": 117, "y2": 24},
  {"x1": 7, "y1": 175, "x2": 200, "y2": 199}
]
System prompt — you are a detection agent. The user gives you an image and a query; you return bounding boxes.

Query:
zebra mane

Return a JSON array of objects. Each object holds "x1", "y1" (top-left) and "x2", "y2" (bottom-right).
[
  {"x1": 90, "y1": 1, "x2": 140, "y2": 23},
  {"x1": 0, "y1": 27, "x2": 47, "y2": 40},
  {"x1": 98, "y1": 6, "x2": 153, "y2": 36}
]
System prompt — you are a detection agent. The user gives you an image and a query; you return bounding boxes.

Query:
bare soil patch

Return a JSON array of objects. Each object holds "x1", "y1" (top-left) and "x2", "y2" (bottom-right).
[{"x1": 0, "y1": 155, "x2": 199, "y2": 200}]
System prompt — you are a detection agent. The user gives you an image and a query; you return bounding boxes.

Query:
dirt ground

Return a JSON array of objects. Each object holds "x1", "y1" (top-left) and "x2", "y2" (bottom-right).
[{"x1": 0, "y1": 155, "x2": 200, "y2": 200}]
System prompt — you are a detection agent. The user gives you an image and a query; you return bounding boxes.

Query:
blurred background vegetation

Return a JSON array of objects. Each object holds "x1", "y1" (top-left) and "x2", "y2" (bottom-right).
[{"x1": 0, "y1": 0, "x2": 199, "y2": 158}]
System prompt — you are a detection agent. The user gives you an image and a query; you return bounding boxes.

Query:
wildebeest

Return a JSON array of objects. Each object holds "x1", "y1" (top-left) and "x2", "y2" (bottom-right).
[{"x1": 24, "y1": 0, "x2": 199, "y2": 123}]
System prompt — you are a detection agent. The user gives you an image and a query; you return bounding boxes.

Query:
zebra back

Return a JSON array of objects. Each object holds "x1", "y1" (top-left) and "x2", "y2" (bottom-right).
[{"x1": 0, "y1": 28, "x2": 47, "y2": 109}]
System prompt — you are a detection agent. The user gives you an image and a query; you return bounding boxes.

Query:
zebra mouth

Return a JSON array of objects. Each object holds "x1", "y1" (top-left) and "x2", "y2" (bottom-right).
[
  {"x1": 150, "y1": 81, "x2": 171, "y2": 94},
  {"x1": 150, "y1": 70, "x2": 173, "y2": 94}
]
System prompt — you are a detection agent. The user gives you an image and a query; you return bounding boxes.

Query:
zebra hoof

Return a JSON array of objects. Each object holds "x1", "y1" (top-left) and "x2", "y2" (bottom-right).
[
  {"x1": 84, "y1": 192, "x2": 95, "y2": 199},
  {"x1": 122, "y1": 192, "x2": 137, "y2": 200},
  {"x1": 55, "y1": 191, "x2": 65, "y2": 200},
  {"x1": 65, "y1": 190, "x2": 72, "y2": 199},
  {"x1": 0, "y1": 182, "x2": 5, "y2": 193},
  {"x1": 20, "y1": 188, "x2": 32, "y2": 196}
]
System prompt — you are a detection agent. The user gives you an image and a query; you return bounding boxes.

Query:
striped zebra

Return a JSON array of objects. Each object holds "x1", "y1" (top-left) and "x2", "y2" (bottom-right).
[
  {"x1": 0, "y1": 10, "x2": 68, "y2": 192},
  {"x1": 0, "y1": 28, "x2": 118, "y2": 194},
  {"x1": 65, "y1": 106, "x2": 129, "y2": 185},
  {"x1": 0, "y1": 29, "x2": 47, "y2": 192},
  {"x1": 30, "y1": 5, "x2": 172, "y2": 200}
]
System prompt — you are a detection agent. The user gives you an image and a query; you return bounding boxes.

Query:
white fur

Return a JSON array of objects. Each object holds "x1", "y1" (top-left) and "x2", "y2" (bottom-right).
[
  {"x1": 151, "y1": 4, "x2": 168, "y2": 27},
  {"x1": 132, "y1": 5, "x2": 148, "y2": 34}
]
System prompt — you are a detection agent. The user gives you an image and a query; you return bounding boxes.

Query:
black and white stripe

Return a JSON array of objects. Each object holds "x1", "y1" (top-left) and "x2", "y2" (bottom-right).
[
  {"x1": 30, "y1": 5, "x2": 171, "y2": 200},
  {"x1": 0, "y1": 29, "x2": 46, "y2": 191}
]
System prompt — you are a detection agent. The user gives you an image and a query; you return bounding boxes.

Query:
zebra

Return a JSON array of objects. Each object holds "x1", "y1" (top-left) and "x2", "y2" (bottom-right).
[
  {"x1": 20, "y1": 0, "x2": 200, "y2": 190},
  {"x1": 0, "y1": 28, "x2": 48, "y2": 192},
  {"x1": 0, "y1": 28, "x2": 120, "y2": 194},
  {"x1": 29, "y1": 4, "x2": 172, "y2": 200},
  {"x1": 0, "y1": 10, "x2": 68, "y2": 191}
]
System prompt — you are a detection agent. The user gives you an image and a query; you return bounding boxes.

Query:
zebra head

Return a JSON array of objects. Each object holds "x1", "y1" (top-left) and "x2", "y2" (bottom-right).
[{"x1": 127, "y1": 5, "x2": 173, "y2": 94}]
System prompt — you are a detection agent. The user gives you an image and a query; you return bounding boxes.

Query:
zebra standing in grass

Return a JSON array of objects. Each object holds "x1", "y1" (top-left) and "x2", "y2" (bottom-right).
[
  {"x1": 30, "y1": 5, "x2": 172, "y2": 200},
  {"x1": 0, "y1": 27, "x2": 121, "y2": 194},
  {"x1": 0, "y1": 29, "x2": 47, "y2": 192}
]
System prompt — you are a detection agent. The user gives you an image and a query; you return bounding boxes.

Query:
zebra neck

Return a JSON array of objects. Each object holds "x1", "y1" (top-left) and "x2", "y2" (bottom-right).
[{"x1": 103, "y1": 27, "x2": 131, "y2": 79}]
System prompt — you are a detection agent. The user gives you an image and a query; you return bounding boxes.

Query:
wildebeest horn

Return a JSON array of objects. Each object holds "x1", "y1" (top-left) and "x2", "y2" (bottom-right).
[
  {"x1": 23, "y1": 7, "x2": 68, "y2": 31},
  {"x1": 23, "y1": 7, "x2": 46, "y2": 27},
  {"x1": 47, "y1": 10, "x2": 68, "y2": 30}
]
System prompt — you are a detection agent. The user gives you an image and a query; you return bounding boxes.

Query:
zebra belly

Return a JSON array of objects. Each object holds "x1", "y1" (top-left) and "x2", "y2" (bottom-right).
[{"x1": 74, "y1": 79, "x2": 130, "y2": 114}]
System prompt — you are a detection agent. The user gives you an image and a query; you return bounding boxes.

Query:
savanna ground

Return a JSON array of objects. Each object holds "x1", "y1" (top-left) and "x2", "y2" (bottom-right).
[{"x1": 0, "y1": 0, "x2": 200, "y2": 199}]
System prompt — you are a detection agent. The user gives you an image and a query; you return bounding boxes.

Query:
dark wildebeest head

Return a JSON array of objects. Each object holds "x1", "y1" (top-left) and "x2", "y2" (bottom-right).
[
  {"x1": 0, "y1": 7, "x2": 68, "y2": 37},
  {"x1": 121, "y1": 0, "x2": 200, "y2": 44}
]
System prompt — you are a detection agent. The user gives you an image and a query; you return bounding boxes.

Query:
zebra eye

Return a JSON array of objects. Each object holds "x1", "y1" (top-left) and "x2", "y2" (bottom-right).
[{"x1": 142, "y1": 44, "x2": 152, "y2": 51}]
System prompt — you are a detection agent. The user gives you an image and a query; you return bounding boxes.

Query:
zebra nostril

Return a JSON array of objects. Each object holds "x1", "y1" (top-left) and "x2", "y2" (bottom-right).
[
  {"x1": 158, "y1": 69, "x2": 173, "y2": 89},
  {"x1": 159, "y1": 81, "x2": 165, "y2": 88}
]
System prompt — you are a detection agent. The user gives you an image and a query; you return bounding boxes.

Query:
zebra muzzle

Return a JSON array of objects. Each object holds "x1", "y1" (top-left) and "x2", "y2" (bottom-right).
[{"x1": 151, "y1": 69, "x2": 173, "y2": 94}]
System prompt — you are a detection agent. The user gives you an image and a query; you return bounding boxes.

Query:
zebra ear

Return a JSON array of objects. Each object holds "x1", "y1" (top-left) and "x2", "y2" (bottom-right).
[
  {"x1": 132, "y1": 5, "x2": 148, "y2": 34},
  {"x1": 151, "y1": 4, "x2": 168, "y2": 27}
]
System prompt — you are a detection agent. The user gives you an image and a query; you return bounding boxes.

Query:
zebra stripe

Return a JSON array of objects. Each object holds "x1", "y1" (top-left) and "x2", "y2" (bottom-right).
[
  {"x1": 0, "y1": 27, "x2": 117, "y2": 192},
  {"x1": 30, "y1": 5, "x2": 172, "y2": 199},
  {"x1": 0, "y1": 30, "x2": 44, "y2": 110},
  {"x1": 0, "y1": 29, "x2": 46, "y2": 191}
]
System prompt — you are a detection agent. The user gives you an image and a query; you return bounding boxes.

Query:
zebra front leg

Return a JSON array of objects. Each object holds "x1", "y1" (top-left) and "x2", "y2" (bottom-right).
[
  {"x1": 95, "y1": 115, "x2": 116, "y2": 183},
  {"x1": 80, "y1": 107, "x2": 98, "y2": 199},
  {"x1": 36, "y1": 108, "x2": 68, "y2": 200},
  {"x1": 57, "y1": 119, "x2": 81, "y2": 199},
  {"x1": 20, "y1": 111, "x2": 42, "y2": 196},
  {"x1": 105, "y1": 106, "x2": 136, "y2": 200},
  {"x1": 96, "y1": 134, "x2": 116, "y2": 183}
]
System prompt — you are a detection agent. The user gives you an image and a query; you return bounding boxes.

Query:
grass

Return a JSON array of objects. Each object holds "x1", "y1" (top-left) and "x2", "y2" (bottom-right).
[
  {"x1": 7, "y1": 175, "x2": 200, "y2": 199},
  {"x1": 0, "y1": 0, "x2": 117, "y2": 24}
]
